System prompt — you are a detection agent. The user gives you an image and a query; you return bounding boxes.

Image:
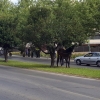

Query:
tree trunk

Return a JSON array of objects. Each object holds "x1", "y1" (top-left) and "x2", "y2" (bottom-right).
[
  {"x1": 40, "y1": 45, "x2": 56, "y2": 67},
  {"x1": 4, "y1": 48, "x2": 8, "y2": 62},
  {"x1": 50, "y1": 53, "x2": 55, "y2": 67}
]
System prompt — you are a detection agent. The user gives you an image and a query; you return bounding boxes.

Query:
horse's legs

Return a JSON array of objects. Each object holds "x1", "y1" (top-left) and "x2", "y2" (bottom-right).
[
  {"x1": 68, "y1": 56, "x2": 70, "y2": 68},
  {"x1": 64, "y1": 58, "x2": 67, "y2": 68},
  {"x1": 57, "y1": 55, "x2": 59, "y2": 67},
  {"x1": 60, "y1": 56, "x2": 61, "y2": 65},
  {"x1": 67, "y1": 60, "x2": 69, "y2": 68},
  {"x1": 60, "y1": 56, "x2": 64, "y2": 66}
]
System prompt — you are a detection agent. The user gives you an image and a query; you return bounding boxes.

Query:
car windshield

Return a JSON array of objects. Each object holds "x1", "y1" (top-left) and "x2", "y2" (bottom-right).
[
  {"x1": 96, "y1": 53, "x2": 100, "y2": 56},
  {"x1": 85, "y1": 52, "x2": 100, "y2": 57},
  {"x1": 84, "y1": 53, "x2": 93, "y2": 57}
]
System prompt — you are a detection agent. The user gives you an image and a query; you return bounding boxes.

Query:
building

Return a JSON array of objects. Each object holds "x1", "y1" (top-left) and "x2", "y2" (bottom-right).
[{"x1": 74, "y1": 34, "x2": 100, "y2": 52}]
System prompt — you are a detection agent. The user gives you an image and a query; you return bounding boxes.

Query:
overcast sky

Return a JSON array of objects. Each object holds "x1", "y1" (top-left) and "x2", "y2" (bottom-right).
[{"x1": 10, "y1": 0, "x2": 18, "y2": 4}]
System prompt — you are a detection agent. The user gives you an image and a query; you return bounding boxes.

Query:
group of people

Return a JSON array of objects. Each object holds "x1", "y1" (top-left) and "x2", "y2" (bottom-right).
[{"x1": 23, "y1": 48, "x2": 40, "y2": 58}]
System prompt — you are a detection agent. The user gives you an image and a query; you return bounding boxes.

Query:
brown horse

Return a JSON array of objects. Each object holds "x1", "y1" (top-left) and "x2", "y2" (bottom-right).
[{"x1": 57, "y1": 44, "x2": 75, "y2": 68}]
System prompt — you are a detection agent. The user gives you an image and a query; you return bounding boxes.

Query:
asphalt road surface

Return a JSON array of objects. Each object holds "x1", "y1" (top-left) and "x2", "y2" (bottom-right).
[
  {"x1": 6, "y1": 55, "x2": 100, "y2": 70},
  {"x1": 0, "y1": 65, "x2": 100, "y2": 100}
]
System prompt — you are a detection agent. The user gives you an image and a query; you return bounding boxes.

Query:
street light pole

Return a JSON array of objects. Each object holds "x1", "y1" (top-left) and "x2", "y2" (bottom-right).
[{"x1": 88, "y1": 37, "x2": 91, "y2": 52}]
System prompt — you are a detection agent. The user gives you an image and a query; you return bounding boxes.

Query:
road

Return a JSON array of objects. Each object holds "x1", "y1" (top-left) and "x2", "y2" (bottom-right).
[
  {"x1": 7, "y1": 55, "x2": 100, "y2": 70},
  {"x1": 0, "y1": 64, "x2": 100, "y2": 100}
]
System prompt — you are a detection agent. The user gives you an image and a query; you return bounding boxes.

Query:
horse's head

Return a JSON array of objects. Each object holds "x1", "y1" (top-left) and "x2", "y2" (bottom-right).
[{"x1": 66, "y1": 44, "x2": 76, "y2": 53}]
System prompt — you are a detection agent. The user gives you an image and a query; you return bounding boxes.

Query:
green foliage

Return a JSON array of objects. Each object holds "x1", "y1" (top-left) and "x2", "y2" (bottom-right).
[
  {"x1": 0, "y1": 1, "x2": 19, "y2": 49},
  {"x1": 15, "y1": 0, "x2": 32, "y2": 42},
  {"x1": 26, "y1": 5, "x2": 53, "y2": 46},
  {"x1": 1, "y1": 0, "x2": 100, "y2": 55},
  {"x1": 23, "y1": 0, "x2": 100, "y2": 48}
]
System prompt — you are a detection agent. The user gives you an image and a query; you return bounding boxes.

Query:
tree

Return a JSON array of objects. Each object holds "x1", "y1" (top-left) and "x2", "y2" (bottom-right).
[
  {"x1": 15, "y1": 0, "x2": 33, "y2": 42},
  {"x1": 71, "y1": 0, "x2": 98, "y2": 42},
  {"x1": 87, "y1": 0, "x2": 100, "y2": 32},
  {"x1": 0, "y1": 0, "x2": 19, "y2": 61},
  {"x1": 25, "y1": 4, "x2": 57, "y2": 67},
  {"x1": 18, "y1": 0, "x2": 100, "y2": 66},
  {"x1": 24, "y1": 0, "x2": 89, "y2": 66}
]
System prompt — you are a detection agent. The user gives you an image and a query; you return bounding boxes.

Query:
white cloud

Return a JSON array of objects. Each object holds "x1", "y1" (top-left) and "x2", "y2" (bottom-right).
[{"x1": 10, "y1": 0, "x2": 18, "y2": 4}]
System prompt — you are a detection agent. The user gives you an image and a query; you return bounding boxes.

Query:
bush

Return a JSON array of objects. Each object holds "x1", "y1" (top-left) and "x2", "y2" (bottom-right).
[
  {"x1": 11, "y1": 52, "x2": 21, "y2": 55},
  {"x1": 40, "y1": 52, "x2": 50, "y2": 58},
  {"x1": 71, "y1": 52, "x2": 88, "y2": 59}
]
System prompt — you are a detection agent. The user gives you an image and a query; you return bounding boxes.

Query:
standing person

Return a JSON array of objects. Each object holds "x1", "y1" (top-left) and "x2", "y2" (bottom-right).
[
  {"x1": 30, "y1": 45, "x2": 35, "y2": 58},
  {"x1": 28, "y1": 48, "x2": 30, "y2": 57},
  {"x1": 25, "y1": 48, "x2": 28, "y2": 56},
  {"x1": 35, "y1": 47, "x2": 40, "y2": 58}
]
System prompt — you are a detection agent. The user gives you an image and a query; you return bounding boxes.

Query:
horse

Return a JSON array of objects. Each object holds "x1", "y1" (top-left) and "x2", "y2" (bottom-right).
[{"x1": 57, "y1": 44, "x2": 75, "y2": 68}]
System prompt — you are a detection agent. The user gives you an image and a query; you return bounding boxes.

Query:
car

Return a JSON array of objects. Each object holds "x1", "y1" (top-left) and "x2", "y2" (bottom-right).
[
  {"x1": 74, "y1": 52, "x2": 100, "y2": 67},
  {"x1": 0, "y1": 47, "x2": 4, "y2": 55}
]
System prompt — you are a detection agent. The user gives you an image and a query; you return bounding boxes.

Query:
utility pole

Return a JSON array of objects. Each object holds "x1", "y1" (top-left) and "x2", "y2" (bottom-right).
[{"x1": 88, "y1": 37, "x2": 91, "y2": 52}]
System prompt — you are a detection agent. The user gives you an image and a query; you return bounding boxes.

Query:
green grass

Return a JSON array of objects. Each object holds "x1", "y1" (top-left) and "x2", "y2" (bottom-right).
[{"x1": 0, "y1": 59, "x2": 100, "y2": 79}]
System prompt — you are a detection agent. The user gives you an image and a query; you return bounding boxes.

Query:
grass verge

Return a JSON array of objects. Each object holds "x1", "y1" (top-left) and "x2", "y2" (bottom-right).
[{"x1": 0, "y1": 59, "x2": 100, "y2": 79}]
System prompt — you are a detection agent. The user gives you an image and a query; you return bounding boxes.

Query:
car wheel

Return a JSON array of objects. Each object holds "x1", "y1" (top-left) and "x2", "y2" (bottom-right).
[
  {"x1": 76, "y1": 59, "x2": 81, "y2": 65},
  {"x1": 96, "y1": 61, "x2": 100, "y2": 67},
  {"x1": 86, "y1": 64, "x2": 90, "y2": 66}
]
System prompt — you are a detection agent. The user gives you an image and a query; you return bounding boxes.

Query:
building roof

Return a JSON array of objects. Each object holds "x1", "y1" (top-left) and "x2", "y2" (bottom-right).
[{"x1": 88, "y1": 39, "x2": 100, "y2": 44}]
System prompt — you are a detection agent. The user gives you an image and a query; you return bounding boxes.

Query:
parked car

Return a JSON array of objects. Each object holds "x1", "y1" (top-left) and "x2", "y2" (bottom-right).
[{"x1": 74, "y1": 52, "x2": 100, "y2": 67}]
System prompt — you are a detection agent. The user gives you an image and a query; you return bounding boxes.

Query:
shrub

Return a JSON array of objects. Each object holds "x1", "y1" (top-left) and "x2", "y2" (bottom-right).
[
  {"x1": 71, "y1": 52, "x2": 88, "y2": 59},
  {"x1": 11, "y1": 52, "x2": 21, "y2": 55}
]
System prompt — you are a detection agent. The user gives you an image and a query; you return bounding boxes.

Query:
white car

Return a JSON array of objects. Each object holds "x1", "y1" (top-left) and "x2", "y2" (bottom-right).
[
  {"x1": 0, "y1": 47, "x2": 3, "y2": 55},
  {"x1": 74, "y1": 52, "x2": 100, "y2": 67}
]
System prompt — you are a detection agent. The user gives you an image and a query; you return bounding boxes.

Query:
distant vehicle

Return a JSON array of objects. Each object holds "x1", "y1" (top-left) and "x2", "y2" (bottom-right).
[
  {"x1": 0, "y1": 47, "x2": 4, "y2": 55},
  {"x1": 0, "y1": 47, "x2": 14, "y2": 57},
  {"x1": 74, "y1": 52, "x2": 100, "y2": 67}
]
